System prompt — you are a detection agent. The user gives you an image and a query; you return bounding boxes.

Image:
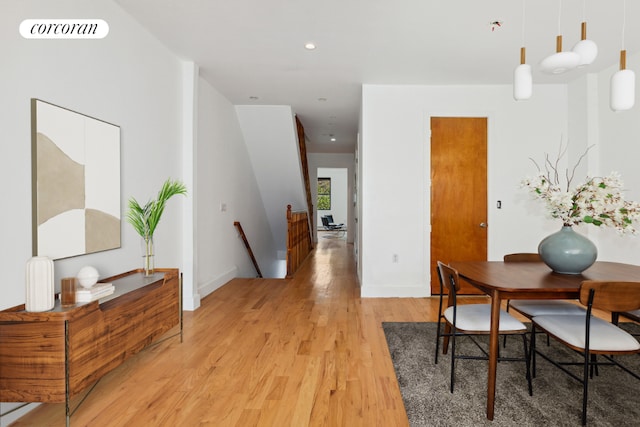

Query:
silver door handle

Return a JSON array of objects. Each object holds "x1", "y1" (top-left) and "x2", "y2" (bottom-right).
[{"x1": 480, "y1": 222, "x2": 488, "y2": 228}]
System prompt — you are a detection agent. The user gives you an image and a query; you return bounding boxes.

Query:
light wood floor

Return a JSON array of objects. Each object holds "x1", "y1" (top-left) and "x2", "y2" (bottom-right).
[
  {"x1": 14, "y1": 238, "x2": 583, "y2": 427},
  {"x1": 11, "y1": 238, "x2": 446, "y2": 426},
  {"x1": 8, "y1": 239, "x2": 608, "y2": 427}
]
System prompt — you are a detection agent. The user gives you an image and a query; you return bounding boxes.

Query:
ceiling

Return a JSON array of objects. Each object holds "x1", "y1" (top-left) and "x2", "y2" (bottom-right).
[{"x1": 116, "y1": 0, "x2": 640, "y2": 154}]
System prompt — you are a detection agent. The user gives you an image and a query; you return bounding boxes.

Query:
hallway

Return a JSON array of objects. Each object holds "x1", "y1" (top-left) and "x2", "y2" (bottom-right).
[{"x1": 13, "y1": 238, "x2": 440, "y2": 426}]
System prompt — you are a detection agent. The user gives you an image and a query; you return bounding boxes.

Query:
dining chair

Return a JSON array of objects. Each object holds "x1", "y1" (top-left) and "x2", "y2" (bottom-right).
[
  {"x1": 435, "y1": 261, "x2": 532, "y2": 395},
  {"x1": 505, "y1": 253, "x2": 585, "y2": 321},
  {"x1": 503, "y1": 253, "x2": 587, "y2": 371},
  {"x1": 531, "y1": 281, "x2": 640, "y2": 425}
]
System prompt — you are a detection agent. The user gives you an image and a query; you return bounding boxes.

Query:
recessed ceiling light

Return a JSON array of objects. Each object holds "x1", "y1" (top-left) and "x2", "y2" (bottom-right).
[
  {"x1": 304, "y1": 42, "x2": 316, "y2": 50},
  {"x1": 330, "y1": 137, "x2": 336, "y2": 142}
]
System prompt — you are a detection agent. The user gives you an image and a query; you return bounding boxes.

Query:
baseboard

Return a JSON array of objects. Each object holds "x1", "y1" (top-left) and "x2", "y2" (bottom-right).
[
  {"x1": 360, "y1": 284, "x2": 430, "y2": 298},
  {"x1": 198, "y1": 266, "x2": 239, "y2": 299},
  {"x1": 0, "y1": 402, "x2": 40, "y2": 426}
]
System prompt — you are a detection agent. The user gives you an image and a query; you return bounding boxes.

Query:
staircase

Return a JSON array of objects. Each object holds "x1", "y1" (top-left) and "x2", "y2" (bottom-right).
[{"x1": 235, "y1": 105, "x2": 310, "y2": 270}]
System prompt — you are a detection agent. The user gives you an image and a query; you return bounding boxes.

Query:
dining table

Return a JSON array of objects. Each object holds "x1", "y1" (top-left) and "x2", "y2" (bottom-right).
[{"x1": 448, "y1": 260, "x2": 640, "y2": 421}]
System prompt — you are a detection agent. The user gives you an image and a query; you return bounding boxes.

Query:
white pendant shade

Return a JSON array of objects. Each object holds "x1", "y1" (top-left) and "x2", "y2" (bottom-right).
[
  {"x1": 540, "y1": 52, "x2": 580, "y2": 74},
  {"x1": 610, "y1": 2, "x2": 634, "y2": 111},
  {"x1": 611, "y1": 50, "x2": 635, "y2": 112},
  {"x1": 572, "y1": 39, "x2": 597, "y2": 66},
  {"x1": 514, "y1": 2, "x2": 532, "y2": 101},
  {"x1": 572, "y1": 22, "x2": 597, "y2": 67},
  {"x1": 514, "y1": 63, "x2": 532, "y2": 101},
  {"x1": 611, "y1": 69, "x2": 635, "y2": 111},
  {"x1": 540, "y1": 36, "x2": 580, "y2": 74}
]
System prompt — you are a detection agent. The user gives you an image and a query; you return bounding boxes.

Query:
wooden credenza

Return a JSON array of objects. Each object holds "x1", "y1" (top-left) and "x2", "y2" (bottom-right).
[{"x1": 0, "y1": 268, "x2": 181, "y2": 410}]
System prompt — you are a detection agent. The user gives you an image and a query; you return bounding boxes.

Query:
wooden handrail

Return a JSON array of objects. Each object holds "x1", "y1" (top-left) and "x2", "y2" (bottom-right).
[
  {"x1": 286, "y1": 205, "x2": 312, "y2": 278},
  {"x1": 234, "y1": 221, "x2": 263, "y2": 278},
  {"x1": 295, "y1": 116, "x2": 315, "y2": 246}
]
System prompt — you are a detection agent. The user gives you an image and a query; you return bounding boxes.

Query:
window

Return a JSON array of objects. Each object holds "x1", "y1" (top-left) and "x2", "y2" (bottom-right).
[{"x1": 317, "y1": 177, "x2": 331, "y2": 210}]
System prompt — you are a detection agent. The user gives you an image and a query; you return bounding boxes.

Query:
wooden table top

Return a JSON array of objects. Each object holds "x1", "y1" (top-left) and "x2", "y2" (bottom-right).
[{"x1": 449, "y1": 261, "x2": 640, "y2": 297}]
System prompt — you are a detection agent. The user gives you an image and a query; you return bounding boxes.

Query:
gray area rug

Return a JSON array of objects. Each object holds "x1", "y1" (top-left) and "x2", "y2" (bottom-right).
[{"x1": 382, "y1": 322, "x2": 640, "y2": 426}]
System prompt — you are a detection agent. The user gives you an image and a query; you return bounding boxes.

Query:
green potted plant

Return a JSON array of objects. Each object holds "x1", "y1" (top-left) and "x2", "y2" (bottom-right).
[{"x1": 126, "y1": 178, "x2": 187, "y2": 276}]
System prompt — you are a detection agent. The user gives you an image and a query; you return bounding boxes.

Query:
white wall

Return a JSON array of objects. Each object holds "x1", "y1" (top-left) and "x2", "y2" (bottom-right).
[
  {"x1": 360, "y1": 84, "x2": 568, "y2": 297},
  {"x1": 1, "y1": 0, "x2": 184, "y2": 422},
  {"x1": 1, "y1": 0, "x2": 184, "y2": 309},
  {"x1": 196, "y1": 79, "x2": 279, "y2": 289}
]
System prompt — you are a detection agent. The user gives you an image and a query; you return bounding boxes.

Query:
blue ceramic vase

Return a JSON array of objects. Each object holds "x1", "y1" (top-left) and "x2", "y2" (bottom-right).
[{"x1": 538, "y1": 226, "x2": 597, "y2": 274}]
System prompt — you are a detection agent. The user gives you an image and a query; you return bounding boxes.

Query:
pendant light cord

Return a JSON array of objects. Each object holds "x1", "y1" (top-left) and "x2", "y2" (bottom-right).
[
  {"x1": 557, "y1": 0, "x2": 562, "y2": 34},
  {"x1": 521, "y1": 0, "x2": 526, "y2": 47},
  {"x1": 621, "y1": 0, "x2": 627, "y2": 50}
]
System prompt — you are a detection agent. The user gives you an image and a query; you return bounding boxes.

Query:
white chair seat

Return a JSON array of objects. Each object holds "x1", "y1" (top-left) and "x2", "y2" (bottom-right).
[
  {"x1": 510, "y1": 300, "x2": 586, "y2": 317},
  {"x1": 534, "y1": 314, "x2": 640, "y2": 352},
  {"x1": 445, "y1": 304, "x2": 526, "y2": 332}
]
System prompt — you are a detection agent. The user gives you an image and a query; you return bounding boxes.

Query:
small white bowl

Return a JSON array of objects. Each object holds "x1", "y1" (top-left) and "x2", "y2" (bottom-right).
[{"x1": 77, "y1": 266, "x2": 99, "y2": 289}]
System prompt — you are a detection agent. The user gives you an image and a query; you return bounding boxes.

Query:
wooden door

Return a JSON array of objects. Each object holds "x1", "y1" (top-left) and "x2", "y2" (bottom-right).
[{"x1": 430, "y1": 117, "x2": 487, "y2": 294}]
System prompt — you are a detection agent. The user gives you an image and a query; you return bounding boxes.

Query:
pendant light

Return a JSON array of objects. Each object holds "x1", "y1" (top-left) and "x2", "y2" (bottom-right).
[
  {"x1": 514, "y1": 0, "x2": 532, "y2": 100},
  {"x1": 572, "y1": 0, "x2": 598, "y2": 67},
  {"x1": 611, "y1": 0, "x2": 635, "y2": 111},
  {"x1": 540, "y1": 0, "x2": 580, "y2": 74}
]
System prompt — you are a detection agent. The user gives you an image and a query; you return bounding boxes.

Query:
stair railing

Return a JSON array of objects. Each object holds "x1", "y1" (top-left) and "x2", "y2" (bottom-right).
[
  {"x1": 233, "y1": 221, "x2": 263, "y2": 278},
  {"x1": 295, "y1": 116, "x2": 315, "y2": 245},
  {"x1": 286, "y1": 205, "x2": 312, "y2": 278}
]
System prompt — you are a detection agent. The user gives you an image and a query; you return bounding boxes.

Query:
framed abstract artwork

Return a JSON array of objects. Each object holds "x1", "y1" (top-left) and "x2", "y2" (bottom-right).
[{"x1": 31, "y1": 99, "x2": 121, "y2": 260}]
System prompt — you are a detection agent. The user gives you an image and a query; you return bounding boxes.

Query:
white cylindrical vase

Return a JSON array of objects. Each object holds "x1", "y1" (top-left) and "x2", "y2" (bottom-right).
[{"x1": 25, "y1": 256, "x2": 55, "y2": 312}]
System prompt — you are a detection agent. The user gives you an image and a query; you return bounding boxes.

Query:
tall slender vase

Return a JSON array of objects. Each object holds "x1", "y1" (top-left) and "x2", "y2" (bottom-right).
[
  {"x1": 538, "y1": 226, "x2": 597, "y2": 274},
  {"x1": 142, "y1": 237, "x2": 154, "y2": 276}
]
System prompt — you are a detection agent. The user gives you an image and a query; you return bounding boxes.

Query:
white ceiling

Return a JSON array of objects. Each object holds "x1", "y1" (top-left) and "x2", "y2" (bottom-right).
[{"x1": 116, "y1": 0, "x2": 640, "y2": 153}]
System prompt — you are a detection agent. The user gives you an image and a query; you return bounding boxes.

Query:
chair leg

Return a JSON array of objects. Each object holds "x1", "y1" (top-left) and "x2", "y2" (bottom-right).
[
  {"x1": 442, "y1": 323, "x2": 451, "y2": 355},
  {"x1": 531, "y1": 324, "x2": 537, "y2": 378},
  {"x1": 582, "y1": 350, "x2": 590, "y2": 425},
  {"x1": 450, "y1": 331, "x2": 456, "y2": 393},
  {"x1": 521, "y1": 333, "x2": 533, "y2": 396},
  {"x1": 435, "y1": 319, "x2": 441, "y2": 364},
  {"x1": 589, "y1": 354, "x2": 598, "y2": 378},
  {"x1": 503, "y1": 302, "x2": 510, "y2": 349},
  {"x1": 612, "y1": 312, "x2": 620, "y2": 325}
]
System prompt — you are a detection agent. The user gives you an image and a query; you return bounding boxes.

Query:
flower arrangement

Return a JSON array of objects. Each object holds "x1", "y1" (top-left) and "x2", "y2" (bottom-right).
[{"x1": 521, "y1": 146, "x2": 640, "y2": 235}]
